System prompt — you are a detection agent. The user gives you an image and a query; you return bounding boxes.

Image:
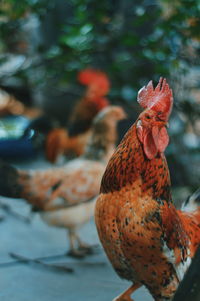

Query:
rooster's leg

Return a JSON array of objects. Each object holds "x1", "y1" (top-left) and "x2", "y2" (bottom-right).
[{"x1": 113, "y1": 283, "x2": 141, "y2": 301}]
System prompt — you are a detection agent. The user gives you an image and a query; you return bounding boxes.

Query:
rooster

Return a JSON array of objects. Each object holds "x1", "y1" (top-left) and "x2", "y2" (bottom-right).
[
  {"x1": 0, "y1": 106, "x2": 126, "y2": 257},
  {"x1": 95, "y1": 78, "x2": 200, "y2": 301},
  {"x1": 45, "y1": 68, "x2": 110, "y2": 163}
]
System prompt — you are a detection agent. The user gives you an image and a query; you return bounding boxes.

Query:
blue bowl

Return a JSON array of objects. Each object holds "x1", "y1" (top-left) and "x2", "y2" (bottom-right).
[{"x1": 0, "y1": 116, "x2": 37, "y2": 158}]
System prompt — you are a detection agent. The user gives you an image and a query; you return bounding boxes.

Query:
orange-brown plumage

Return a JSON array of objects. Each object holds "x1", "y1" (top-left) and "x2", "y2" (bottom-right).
[
  {"x1": 45, "y1": 69, "x2": 110, "y2": 163},
  {"x1": 45, "y1": 128, "x2": 69, "y2": 163},
  {"x1": 95, "y1": 78, "x2": 200, "y2": 300}
]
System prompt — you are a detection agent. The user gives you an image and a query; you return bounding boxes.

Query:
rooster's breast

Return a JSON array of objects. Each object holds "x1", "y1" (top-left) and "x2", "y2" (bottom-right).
[
  {"x1": 95, "y1": 189, "x2": 137, "y2": 281},
  {"x1": 95, "y1": 181, "x2": 180, "y2": 300}
]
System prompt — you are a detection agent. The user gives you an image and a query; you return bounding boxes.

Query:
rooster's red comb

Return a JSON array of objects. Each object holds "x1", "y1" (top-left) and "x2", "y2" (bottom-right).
[
  {"x1": 78, "y1": 68, "x2": 110, "y2": 95},
  {"x1": 137, "y1": 77, "x2": 173, "y2": 120}
]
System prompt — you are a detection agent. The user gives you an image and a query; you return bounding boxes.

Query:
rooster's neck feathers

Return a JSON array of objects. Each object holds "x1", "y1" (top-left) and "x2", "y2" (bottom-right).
[{"x1": 100, "y1": 124, "x2": 172, "y2": 202}]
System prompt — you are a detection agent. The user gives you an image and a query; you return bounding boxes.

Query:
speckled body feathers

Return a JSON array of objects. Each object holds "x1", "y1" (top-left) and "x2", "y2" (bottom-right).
[{"x1": 95, "y1": 80, "x2": 200, "y2": 301}]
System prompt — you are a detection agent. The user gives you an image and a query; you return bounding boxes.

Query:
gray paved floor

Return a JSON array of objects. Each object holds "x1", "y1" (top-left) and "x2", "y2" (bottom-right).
[{"x1": 0, "y1": 156, "x2": 153, "y2": 301}]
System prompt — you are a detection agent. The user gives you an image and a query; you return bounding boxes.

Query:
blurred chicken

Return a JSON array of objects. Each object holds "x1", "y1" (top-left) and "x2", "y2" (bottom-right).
[
  {"x1": 45, "y1": 68, "x2": 110, "y2": 163},
  {"x1": 0, "y1": 106, "x2": 126, "y2": 257},
  {"x1": 95, "y1": 78, "x2": 200, "y2": 300}
]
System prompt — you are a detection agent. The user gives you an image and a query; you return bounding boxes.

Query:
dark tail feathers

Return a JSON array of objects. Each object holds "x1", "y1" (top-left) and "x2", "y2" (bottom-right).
[
  {"x1": 182, "y1": 188, "x2": 200, "y2": 212},
  {"x1": 0, "y1": 160, "x2": 22, "y2": 198}
]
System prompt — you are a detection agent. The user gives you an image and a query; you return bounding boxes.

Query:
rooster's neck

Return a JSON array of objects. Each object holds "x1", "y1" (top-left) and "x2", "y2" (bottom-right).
[{"x1": 101, "y1": 124, "x2": 172, "y2": 202}]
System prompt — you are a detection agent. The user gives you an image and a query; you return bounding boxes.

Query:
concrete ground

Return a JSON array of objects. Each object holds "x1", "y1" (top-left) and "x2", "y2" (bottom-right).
[{"x1": 0, "y1": 156, "x2": 153, "y2": 301}]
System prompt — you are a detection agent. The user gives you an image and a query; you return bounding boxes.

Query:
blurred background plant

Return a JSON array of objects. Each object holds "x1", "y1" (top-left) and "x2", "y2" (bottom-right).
[{"x1": 0, "y1": 0, "x2": 199, "y2": 193}]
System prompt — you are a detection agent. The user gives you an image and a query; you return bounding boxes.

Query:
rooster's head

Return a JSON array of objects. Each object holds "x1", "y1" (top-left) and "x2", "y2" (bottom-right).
[{"x1": 136, "y1": 78, "x2": 173, "y2": 159}]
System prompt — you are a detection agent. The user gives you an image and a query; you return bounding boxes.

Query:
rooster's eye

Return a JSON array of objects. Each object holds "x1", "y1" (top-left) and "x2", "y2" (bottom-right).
[{"x1": 145, "y1": 115, "x2": 151, "y2": 119}]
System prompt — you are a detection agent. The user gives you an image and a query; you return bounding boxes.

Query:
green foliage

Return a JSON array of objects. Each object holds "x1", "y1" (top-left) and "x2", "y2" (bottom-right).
[
  {"x1": 1, "y1": 0, "x2": 199, "y2": 99},
  {"x1": 0, "y1": 0, "x2": 49, "y2": 19},
  {"x1": 0, "y1": 0, "x2": 199, "y2": 187}
]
